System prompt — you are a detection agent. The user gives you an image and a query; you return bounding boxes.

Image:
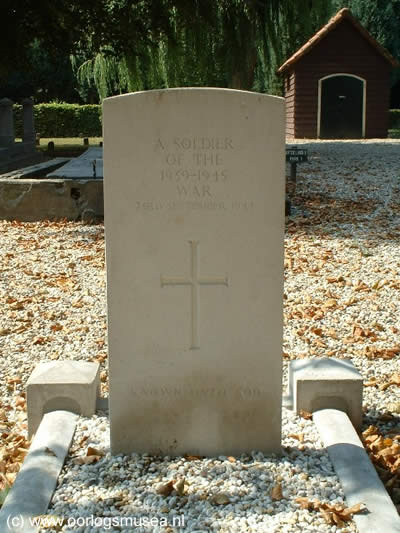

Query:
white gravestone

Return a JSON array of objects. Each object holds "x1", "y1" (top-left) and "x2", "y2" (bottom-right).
[{"x1": 103, "y1": 88, "x2": 285, "y2": 456}]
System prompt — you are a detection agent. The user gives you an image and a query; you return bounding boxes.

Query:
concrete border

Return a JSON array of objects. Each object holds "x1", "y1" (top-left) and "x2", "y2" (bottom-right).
[
  {"x1": 287, "y1": 358, "x2": 363, "y2": 430},
  {"x1": 0, "y1": 178, "x2": 103, "y2": 221},
  {"x1": 0, "y1": 410, "x2": 78, "y2": 533},
  {"x1": 2, "y1": 404, "x2": 398, "y2": 532},
  {"x1": 0, "y1": 158, "x2": 70, "y2": 180},
  {"x1": 314, "y1": 408, "x2": 400, "y2": 533},
  {"x1": 26, "y1": 360, "x2": 100, "y2": 439}
]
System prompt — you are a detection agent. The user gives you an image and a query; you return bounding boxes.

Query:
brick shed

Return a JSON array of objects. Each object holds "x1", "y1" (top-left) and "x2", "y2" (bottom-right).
[{"x1": 278, "y1": 8, "x2": 399, "y2": 139}]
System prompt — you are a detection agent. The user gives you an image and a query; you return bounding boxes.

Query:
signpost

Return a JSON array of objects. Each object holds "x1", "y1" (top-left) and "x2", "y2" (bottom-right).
[
  {"x1": 285, "y1": 147, "x2": 308, "y2": 215},
  {"x1": 286, "y1": 148, "x2": 308, "y2": 163}
]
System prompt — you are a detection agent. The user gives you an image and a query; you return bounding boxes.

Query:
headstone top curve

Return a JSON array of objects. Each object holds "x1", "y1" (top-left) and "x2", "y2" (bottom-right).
[{"x1": 103, "y1": 87, "x2": 285, "y2": 105}]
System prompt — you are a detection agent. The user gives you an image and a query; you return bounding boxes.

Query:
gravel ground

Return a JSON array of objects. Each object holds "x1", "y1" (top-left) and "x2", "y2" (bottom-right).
[{"x1": 0, "y1": 139, "x2": 400, "y2": 532}]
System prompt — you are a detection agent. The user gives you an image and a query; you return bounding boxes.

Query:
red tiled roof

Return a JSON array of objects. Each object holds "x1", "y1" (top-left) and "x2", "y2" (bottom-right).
[{"x1": 277, "y1": 8, "x2": 399, "y2": 74}]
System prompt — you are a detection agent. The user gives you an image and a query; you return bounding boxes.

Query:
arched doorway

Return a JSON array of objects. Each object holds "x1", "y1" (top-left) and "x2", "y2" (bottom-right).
[{"x1": 318, "y1": 74, "x2": 366, "y2": 138}]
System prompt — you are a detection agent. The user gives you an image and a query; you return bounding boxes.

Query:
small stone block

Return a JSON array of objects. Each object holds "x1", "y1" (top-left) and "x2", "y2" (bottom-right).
[
  {"x1": 287, "y1": 358, "x2": 363, "y2": 430},
  {"x1": 26, "y1": 361, "x2": 100, "y2": 438}
]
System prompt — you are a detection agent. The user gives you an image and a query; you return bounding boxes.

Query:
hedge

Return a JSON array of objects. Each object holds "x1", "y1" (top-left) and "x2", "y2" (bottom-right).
[
  {"x1": 11, "y1": 103, "x2": 400, "y2": 136},
  {"x1": 13, "y1": 103, "x2": 102, "y2": 138},
  {"x1": 389, "y1": 109, "x2": 400, "y2": 129}
]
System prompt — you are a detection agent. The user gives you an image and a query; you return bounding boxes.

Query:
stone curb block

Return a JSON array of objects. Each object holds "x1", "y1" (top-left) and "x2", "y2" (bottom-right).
[
  {"x1": 314, "y1": 408, "x2": 400, "y2": 533},
  {"x1": 26, "y1": 361, "x2": 100, "y2": 438},
  {"x1": 286, "y1": 358, "x2": 363, "y2": 430},
  {"x1": 0, "y1": 410, "x2": 78, "y2": 533}
]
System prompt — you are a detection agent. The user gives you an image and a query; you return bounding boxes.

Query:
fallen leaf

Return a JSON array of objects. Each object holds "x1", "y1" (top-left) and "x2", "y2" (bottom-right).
[
  {"x1": 380, "y1": 374, "x2": 400, "y2": 391},
  {"x1": 365, "y1": 377, "x2": 379, "y2": 387},
  {"x1": 352, "y1": 325, "x2": 377, "y2": 340},
  {"x1": 295, "y1": 497, "x2": 365, "y2": 524},
  {"x1": 13, "y1": 325, "x2": 29, "y2": 334},
  {"x1": 173, "y1": 478, "x2": 185, "y2": 496},
  {"x1": 10, "y1": 302, "x2": 24, "y2": 311},
  {"x1": 211, "y1": 492, "x2": 231, "y2": 505},
  {"x1": 78, "y1": 435, "x2": 89, "y2": 447},
  {"x1": 311, "y1": 327, "x2": 323, "y2": 336},
  {"x1": 388, "y1": 402, "x2": 400, "y2": 414},
  {"x1": 93, "y1": 354, "x2": 107, "y2": 364},
  {"x1": 155, "y1": 480, "x2": 174, "y2": 496},
  {"x1": 184, "y1": 454, "x2": 204, "y2": 461},
  {"x1": 295, "y1": 496, "x2": 314, "y2": 510},
  {"x1": 335, "y1": 502, "x2": 365, "y2": 520},
  {"x1": 7, "y1": 377, "x2": 22, "y2": 386},
  {"x1": 288, "y1": 433, "x2": 305, "y2": 442},
  {"x1": 363, "y1": 346, "x2": 400, "y2": 360},
  {"x1": 87, "y1": 447, "x2": 104, "y2": 457},
  {"x1": 331, "y1": 511, "x2": 344, "y2": 527},
  {"x1": 327, "y1": 276, "x2": 344, "y2": 284},
  {"x1": 15, "y1": 397, "x2": 25, "y2": 408},
  {"x1": 32, "y1": 336, "x2": 48, "y2": 345},
  {"x1": 271, "y1": 483, "x2": 283, "y2": 501},
  {"x1": 354, "y1": 280, "x2": 369, "y2": 292},
  {"x1": 363, "y1": 426, "x2": 378, "y2": 438},
  {"x1": 314, "y1": 339, "x2": 327, "y2": 348},
  {"x1": 44, "y1": 447, "x2": 57, "y2": 457},
  {"x1": 74, "y1": 455, "x2": 100, "y2": 465},
  {"x1": 5, "y1": 473, "x2": 16, "y2": 484}
]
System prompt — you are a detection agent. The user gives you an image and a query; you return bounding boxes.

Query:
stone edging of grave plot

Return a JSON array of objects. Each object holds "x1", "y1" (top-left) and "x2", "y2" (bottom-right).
[
  {"x1": 0, "y1": 159, "x2": 70, "y2": 180},
  {"x1": 314, "y1": 408, "x2": 400, "y2": 533},
  {"x1": 0, "y1": 410, "x2": 78, "y2": 533},
  {"x1": 1, "y1": 404, "x2": 399, "y2": 532},
  {"x1": 0, "y1": 178, "x2": 103, "y2": 222}
]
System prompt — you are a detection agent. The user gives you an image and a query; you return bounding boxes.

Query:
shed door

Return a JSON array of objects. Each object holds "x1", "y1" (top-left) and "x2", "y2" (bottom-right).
[{"x1": 320, "y1": 75, "x2": 364, "y2": 139}]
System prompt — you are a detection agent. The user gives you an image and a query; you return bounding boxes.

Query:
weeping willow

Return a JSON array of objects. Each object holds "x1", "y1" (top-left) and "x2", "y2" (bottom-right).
[
  {"x1": 72, "y1": 42, "x2": 170, "y2": 100},
  {"x1": 260, "y1": 0, "x2": 333, "y2": 93},
  {"x1": 71, "y1": 0, "x2": 334, "y2": 102}
]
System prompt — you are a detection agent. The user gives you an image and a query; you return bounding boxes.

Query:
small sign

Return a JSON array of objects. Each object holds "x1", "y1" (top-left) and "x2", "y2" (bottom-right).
[{"x1": 286, "y1": 148, "x2": 308, "y2": 163}]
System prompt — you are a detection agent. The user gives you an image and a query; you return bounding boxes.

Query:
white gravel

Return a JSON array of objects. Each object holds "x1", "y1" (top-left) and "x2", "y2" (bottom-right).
[{"x1": 0, "y1": 139, "x2": 400, "y2": 532}]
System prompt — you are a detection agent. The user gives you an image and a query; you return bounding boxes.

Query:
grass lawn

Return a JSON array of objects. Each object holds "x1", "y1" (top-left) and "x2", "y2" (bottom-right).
[
  {"x1": 15, "y1": 137, "x2": 103, "y2": 158},
  {"x1": 34, "y1": 133, "x2": 400, "y2": 152},
  {"x1": 14, "y1": 132, "x2": 400, "y2": 161},
  {"x1": 38, "y1": 137, "x2": 103, "y2": 157}
]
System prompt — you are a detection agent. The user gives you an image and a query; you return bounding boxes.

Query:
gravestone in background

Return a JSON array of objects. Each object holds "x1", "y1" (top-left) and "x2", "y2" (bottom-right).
[{"x1": 103, "y1": 88, "x2": 285, "y2": 456}]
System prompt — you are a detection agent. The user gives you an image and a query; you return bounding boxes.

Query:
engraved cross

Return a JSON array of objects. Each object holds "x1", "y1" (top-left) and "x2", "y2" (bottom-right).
[{"x1": 161, "y1": 241, "x2": 229, "y2": 349}]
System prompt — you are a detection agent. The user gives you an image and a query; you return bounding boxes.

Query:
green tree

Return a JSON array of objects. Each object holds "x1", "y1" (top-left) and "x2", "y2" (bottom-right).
[
  {"x1": 331, "y1": 0, "x2": 400, "y2": 69},
  {"x1": 74, "y1": 0, "x2": 333, "y2": 100},
  {"x1": 0, "y1": 40, "x2": 81, "y2": 102},
  {"x1": 260, "y1": 0, "x2": 333, "y2": 93},
  {"x1": 1, "y1": 0, "x2": 335, "y2": 101}
]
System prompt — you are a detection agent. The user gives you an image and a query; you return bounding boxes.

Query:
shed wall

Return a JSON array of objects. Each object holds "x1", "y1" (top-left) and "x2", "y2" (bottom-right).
[
  {"x1": 285, "y1": 19, "x2": 391, "y2": 138},
  {"x1": 284, "y1": 72, "x2": 296, "y2": 138}
]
